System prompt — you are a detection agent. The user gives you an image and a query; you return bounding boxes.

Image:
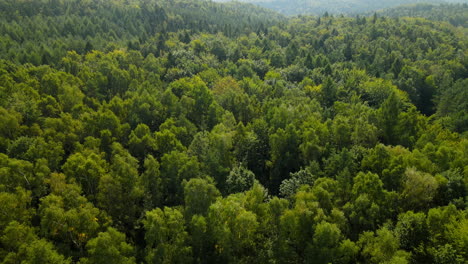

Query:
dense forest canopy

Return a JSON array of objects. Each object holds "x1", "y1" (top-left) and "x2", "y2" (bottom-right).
[
  {"x1": 213, "y1": 0, "x2": 468, "y2": 16},
  {"x1": 0, "y1": 0, "x2": 467, "y2": 263}
]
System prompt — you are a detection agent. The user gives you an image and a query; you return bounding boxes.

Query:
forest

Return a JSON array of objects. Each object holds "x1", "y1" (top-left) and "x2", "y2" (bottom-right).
[{"x1": 0, "y1": 0, "x2": 467, "y2": 263}]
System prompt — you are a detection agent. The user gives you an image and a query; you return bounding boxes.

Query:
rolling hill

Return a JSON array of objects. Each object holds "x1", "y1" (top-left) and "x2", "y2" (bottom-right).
[{"x1": 213, "y1": 0, "x2": 468, "y2": 15}]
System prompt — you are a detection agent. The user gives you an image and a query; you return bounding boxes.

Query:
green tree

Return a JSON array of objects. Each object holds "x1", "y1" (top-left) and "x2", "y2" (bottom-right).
[
  {"x1": 358, "y1": 228, "x2": 411, "y2": 264},
  {"x1": 80, "y1": 227, "x2": 135, "y2": 264},
  {"x1": 140, "y1": 155, "x2": 163, "y2": 210},
  {"x1": 61, "y1": 150, "x2": 108, "y2": 201},
  {"x1": 226, "y1": 164, "x2": 256, "y2": 194},
  {"x1": 269, "y1": 124, "x2": 301, "y2": 193},
  {"x1": 97, "y1": 143, "x2": 142, "y2": 229},
  {"x1": 401, "y1": 168, "x2": 439, "y2": 211},
  {"x1": 3, "y1": 237, "x2": 70, "y2": 264},
  {"x1": 0, "y1": 188, "x2": 32, "y2": 230},
  {"x1": 144, "y1": 207, "x2": 192, "y2": 264},
  {"x1": 394, "y1": 211, "x2": 430, "y2": 262},
  {"x1": 183, "y1": 177, "x2": 221, "y2": 218},
  {"x1": 39, "y1": 173, "x2": 103, "y2": 256},
  {"x1": 321, "y1": 77, "x2": 338, "y2": 108},
  {"x1": 379, "y1": 92, "x2": 401, "y2": 145},
  {"x1": 160, "y1": 150, "x2": 202, "y2": 206},
  {"x1": 344, "y1": 172, "x2": 396, "y2": 236},
  {"x1": 279, "y1": 169, "x2": 314, "y2": 199},
  {"x1": 208, "y1": 194, "x2": 259, "y2": 262},
  {"x1": 128, "y1": 123, "x2": 157, "y2": 161},
  {"x1": 306, "y1": 221, "x2": 358, "y2": 264},
  {"x1": 277, "y1": 189, "x2": 326, "y2": 262},
  {"x1": 437, "y1": 78, "x2": 468, "y2": 133}
]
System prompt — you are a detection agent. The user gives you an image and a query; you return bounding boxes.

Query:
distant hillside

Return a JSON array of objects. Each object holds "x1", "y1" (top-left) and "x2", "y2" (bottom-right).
[
  {"x1": 0, "y1": 0, "x2": 284, "y2": 65},
  {"x1": 213, "y1": 0, "x2": 468, "y2": 15},
  {"x1": 379, "y1": 3, "x2": 468, "y2": 27}
]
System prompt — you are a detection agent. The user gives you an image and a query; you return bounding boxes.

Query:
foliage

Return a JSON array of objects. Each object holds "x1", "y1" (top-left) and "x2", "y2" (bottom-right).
[{"x1": 0, "y1": 0, "x2": 467, "y2": 263}]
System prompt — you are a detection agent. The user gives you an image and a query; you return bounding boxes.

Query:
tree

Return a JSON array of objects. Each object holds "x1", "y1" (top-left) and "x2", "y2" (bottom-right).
[
  {"x1": 154, "y1": 128, "x2": 185, "y2": 157},
  {"x1": 226, "y1": 164, "x2": 256, "y2": 194},
  {"x1": 97, "y1": 143, "x2": 142, "y2": 229},
  {"x1": 183, "y1": 177, "x2": 220, "y2": 218},
  {"x1": 188, "y1": 129, "x2": 233, "y2": 193},
  {"x1": 379, "y1": 92, "x2": 401, "y2": 145},
  {"x1": 81, "y1": 227, "x2": 135, "y2": 264},
  {"x1": 39, "y1": 173, "x2": 103, "y2": 255},
  {"x1": 0, "y1": 188, "x2": 32, "y2": 230},
  {"x1": 435, "y1": 169, "x2": 466, "y2": 207},
  {"x1": 128, "y1": 123, "x2": 157, "y2": 161},
  {"x1": 212, "y1": 77, "x2": 253, "y2": 123},
  {"x1": 269, "y1": 125, "x2": 301, "y2": 193},
  {"x1": 277, "y1": 189, "x2": 326, "y2": 262},
  {"x1": 189, "y1": 214, "x2": 212, "y2": 263},
  {"x1": 344, "y1": 172, "x2": 395, "y2": 236},
  {"x1": 285, "y1": 41, "x2": 298, "y2": 64},
  {"x1": 394, "y1": 211, "x2": 430, "y2": 262},
  {"x1": 401, "y1": 168, "x2": 438, "y2": 211},
  {"x1": 61, "y1": 150, "x2": 108, "y2": 201},
  {"x1": 144, "y1": 207, "x2": 192, "y2": 264},
  {"x1": 437, "y1": 78, "x2": 468, "y2": 133},
  {"x1": 358, "y1": 228, "x2": 411, "y2": 264},
  {"x1": 208, "y1": 194, "x2": 259, "y2": 262},
  {"x1": 0, "y1": 107, "x2": 21, "y2": 141},
  {"x1": 159, "y1": 150, "x2": 202, "y2": 206},
  {"x1": 279, "y1": 169, "x2": 314, "y2": 199},
  {"x1": 140, "y1": 155, "x2": 163, "y2": 210},
  {"x1": 306, "y1": 221, "x2": 358, "y2": 264},
  {"x1": 2, "y1": 237, "x2": 71, "y2": 264},
  {"x1": 321, "y1": 77, "x2": 337, "y2": 108}
]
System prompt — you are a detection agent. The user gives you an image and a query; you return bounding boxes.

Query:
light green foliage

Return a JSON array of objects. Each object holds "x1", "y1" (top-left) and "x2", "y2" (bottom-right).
[
  {"x1": 311, "y1": 221, "x2": 359, "y2": 263},
  {"x1": 0, "y1": 153, "x2": 36, "y2": 194},
  {"x1": 395, "y1": 211, "x2": 428, "y2": 251},
  {"x1": 426, "y1": 205, "x2": 468, "y2": 262}
]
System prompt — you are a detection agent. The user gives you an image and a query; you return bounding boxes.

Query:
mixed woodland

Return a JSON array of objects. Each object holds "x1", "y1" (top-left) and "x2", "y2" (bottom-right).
[{"x1": 0, "y1": 0, "x2": 467, "y2": 263}]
